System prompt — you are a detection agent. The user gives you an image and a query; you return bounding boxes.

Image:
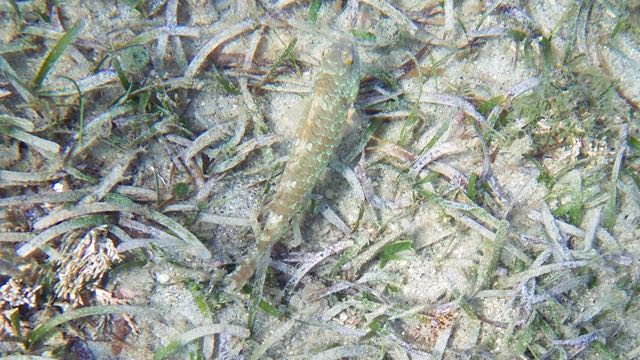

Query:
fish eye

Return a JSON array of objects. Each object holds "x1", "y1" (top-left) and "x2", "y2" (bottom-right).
[{"x1": 342, "y1": 50, "x2": 353, "y2": 65}]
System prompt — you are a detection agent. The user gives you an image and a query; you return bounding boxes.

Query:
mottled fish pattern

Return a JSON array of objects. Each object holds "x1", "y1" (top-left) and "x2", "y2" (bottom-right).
[{"x1": 229, "y1": 43, "x2": 361, "y2": 290}]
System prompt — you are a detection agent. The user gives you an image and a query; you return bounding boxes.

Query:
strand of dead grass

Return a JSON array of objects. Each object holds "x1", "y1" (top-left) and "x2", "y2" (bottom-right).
[
  {"x1": 184, "y1": 19, "x2": 257, "y2": 77},
  {"x1": 527, "y1": 210, "x2": 616, "y2": 247},
  {"x1": 43, "y1": 70, "x2": 118, "y2": 96},
  {"x1": 0, "y1": 233, "x2": 33, "y2": 242},
  {"x1": 420, "y1": 93, "x2": 485, "y2": 123},
  {"x1": 239, "y1": 28, "x2": 270, "y2": 134},
  {"x1": 410, "y1": 142, "x2": 465, "y2": 177},
  {"x1": 309, "y1": 344, "x2": 379, "y2": 360},
  {"x1": 80, "y1": 150, "x2": 141, "y2": 203},
  {"x1": 152, "y1": 0, "x2": 182, "y2": 69},
  {"x1": 317, "y1": 202, "x2": 352, "y2": 234},
  {"x1": 71, "y1": 103, "x2": 136, "y2": 157},
  {"x1": 583, "y1": 207, "x2": 601, "y2": 251},
  {"x1": 284, "y1": 240, "x2": 354, "y2": 295},
  {"x1": 330, "y1": 162, "x2": 366, "y2": 204},
  {"x1": 0, "y1": 114, "x2": 35, "y2": 131},
  {"x1": 358, "y1": 0, "x2": 418, "y2": 33},
  {"x1": 249, "y1": 319, "x2": 296, "y2": 360},
  {"x1": 603, "y1": 123, "x2": 628, "y2": 231},
  {"x1": 32, "y1": 20, "x2": 85, "y2": 89},
  {"x1": 0, "y1": 55, "x2": 36, "y2": 102},
  {"x1": 497, "y1": 260, "x2": 592, "y2": 288},
  {"x1": 28, "y1": 305, "x2": 160, "y2": 348},
  {"x1": 154, "y1": 324, "x2": 249, "y2": 360},
  {"x1": 197, "y1": 213, "x2": 253, "y2": 227},
  {"x1": 0, "y1": 170, "x2": 63, "y2": 186},
  {"x1": 120, "y1": 25, "x2": 200, "y2": 49},
  {"x1": 342, "y1": 221, "x2": 416, "y2": 276},
  {"x1": 211, "y1": 134, "x2": 278, "y2": 173},
  {"x1": 182, "y1": 124, "x2": 232, "y2": 160},
  {"x1": 0, "y1": 185, "x2": 160, "y2": 207},
  {"x1": 19, "y1": 199, "x2": 210, "y2": 260},
  {"x1": 540, "y1": 204, "x2": 571, "y2": 262},
  {"x1": 4, "y1": 127, "x2": 60, "y2": 159},
  {"x1": 16, "y1": 215, "x2": 111, "y2": 257},
  {"x1": 118, "y1": 217, "x2": 182, "y2": 243}
]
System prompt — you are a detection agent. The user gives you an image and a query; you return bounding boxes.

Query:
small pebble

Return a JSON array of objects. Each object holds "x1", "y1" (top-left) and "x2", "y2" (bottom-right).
[{"x1": 156, "y1": 273, "x2": 170, "y2": 284}]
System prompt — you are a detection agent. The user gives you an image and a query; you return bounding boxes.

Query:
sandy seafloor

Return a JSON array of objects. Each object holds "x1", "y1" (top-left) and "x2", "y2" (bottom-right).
[{"x1": 0, "y1": 0, "x2": 639, "y2": 359}]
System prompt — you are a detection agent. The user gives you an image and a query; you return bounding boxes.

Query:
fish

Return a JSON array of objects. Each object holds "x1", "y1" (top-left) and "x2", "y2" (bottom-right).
[{"x1": 228, "y1": 42, "x2": 361, "y2": 291}]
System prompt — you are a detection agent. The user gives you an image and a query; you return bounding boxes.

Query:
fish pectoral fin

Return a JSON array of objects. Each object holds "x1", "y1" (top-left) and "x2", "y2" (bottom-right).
[
  {"x1": 288, "y1": 215, "x2": 304, "y2": 248},
  {"x1": 346, "y1": 106, "x2": 356, "y2": 125},
  {"x1": 341, "y1": 106, "x2": 361, "y2": 138}
]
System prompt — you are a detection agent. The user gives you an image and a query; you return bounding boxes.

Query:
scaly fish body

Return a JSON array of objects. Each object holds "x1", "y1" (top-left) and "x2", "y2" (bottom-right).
[{"x1": 230, "y1": 43, "x2": 360, "y2": 290}]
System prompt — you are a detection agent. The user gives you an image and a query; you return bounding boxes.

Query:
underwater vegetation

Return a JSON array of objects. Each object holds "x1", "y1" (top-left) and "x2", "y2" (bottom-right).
[{"x1": 0, "y1": 0, "x2": 639, "y2": 359}]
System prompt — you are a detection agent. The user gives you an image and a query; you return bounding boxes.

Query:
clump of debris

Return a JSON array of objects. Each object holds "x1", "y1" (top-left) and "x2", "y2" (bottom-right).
[
  {"x1": 0, "y1": 225, "x2": 121, "y2": 340},
  {"x1": 54, "y1": 226, "x2": 122, "y2": 307},
  {"x1": 0, "y1": 278, "x2": 41, "y2": 337}
]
